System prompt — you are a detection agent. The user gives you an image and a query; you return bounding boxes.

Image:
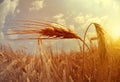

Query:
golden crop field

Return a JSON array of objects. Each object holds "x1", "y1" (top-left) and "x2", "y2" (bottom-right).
[
  {"x1": 1, "y1": 0, "x2": 120, "y2": 82},
  {"x1": 0, "y1": 21, "x2": 120, "y2": 82}
]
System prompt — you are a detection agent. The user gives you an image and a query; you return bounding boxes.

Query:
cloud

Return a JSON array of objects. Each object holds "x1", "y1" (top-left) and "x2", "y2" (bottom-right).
[
  {"x1": 0, "y1": 0, "x2": 19, "y2": 39},
  {"x1": 0, "y1": 0, "x2": 19, "y2": 26},
  {"x1": 74, "y1": 15, "x2": 85, "y2": 24},
  {"x1": 9, "y1": 0, "x2": 19, "y2": 14},
  {"x1": 94, "y1": 0, "x2": 120, "y2": 15},
  {"x1": 74, "y1": 14, "x2": 108, "y2": 27},
  {"x1": 53, "y1": 13, "x2": 66, "y2": 25},
  {"x1": 0, "y1": 0, "x2": 9, "y2": 29},
  {"x1": 54, "y1": 13, "x2": 75, "y2": 30},
  {"x1": 29, "y1": 0, "x2": 44, "y2": 11}
]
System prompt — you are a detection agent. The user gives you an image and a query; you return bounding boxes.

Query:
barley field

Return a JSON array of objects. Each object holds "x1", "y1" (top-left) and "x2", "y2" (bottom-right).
[{"x1": 0, "y1": 21, "x2": 120, "y2": 82}]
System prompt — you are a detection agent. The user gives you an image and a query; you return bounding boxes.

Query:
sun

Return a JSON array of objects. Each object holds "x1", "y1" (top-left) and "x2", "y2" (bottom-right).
[{"x1": 110, "y1": 27, "x2": 120, "y2": 40}]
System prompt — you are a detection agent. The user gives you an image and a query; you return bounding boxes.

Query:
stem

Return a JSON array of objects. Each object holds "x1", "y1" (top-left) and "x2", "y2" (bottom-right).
[{"x1": 83, "y1": 23, "x2": 94, "y2": 52}]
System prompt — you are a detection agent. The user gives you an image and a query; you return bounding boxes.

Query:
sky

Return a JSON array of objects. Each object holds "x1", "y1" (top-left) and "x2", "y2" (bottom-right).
[{"x1": 0, "y1": 0, "x2": 120, "y2": 52}]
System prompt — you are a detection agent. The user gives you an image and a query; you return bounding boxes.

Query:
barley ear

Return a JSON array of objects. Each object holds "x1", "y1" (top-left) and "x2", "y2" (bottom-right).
[
  {"x1": 93, "y1": 23, "x2": 107, "y2": 63},
  {"x1": 84, "y1": 23, "x2": 107, "y2": 63}
]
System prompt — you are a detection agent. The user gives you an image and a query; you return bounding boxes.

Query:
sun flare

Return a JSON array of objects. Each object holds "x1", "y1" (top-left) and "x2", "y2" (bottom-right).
[{"x1": 110, "y1": 27, "x2": 120, "y2": 40}]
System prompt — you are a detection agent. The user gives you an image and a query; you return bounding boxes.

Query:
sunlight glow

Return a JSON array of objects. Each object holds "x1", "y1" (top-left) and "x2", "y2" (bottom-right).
[{"x1": 110, "y1": 27, "x2": 120, "y2": 40}]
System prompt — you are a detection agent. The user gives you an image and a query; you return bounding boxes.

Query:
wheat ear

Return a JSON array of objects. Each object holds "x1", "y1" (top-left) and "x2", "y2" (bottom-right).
[{"x1": 7, "y1": 21, "x2": 89, "y2": 50}]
